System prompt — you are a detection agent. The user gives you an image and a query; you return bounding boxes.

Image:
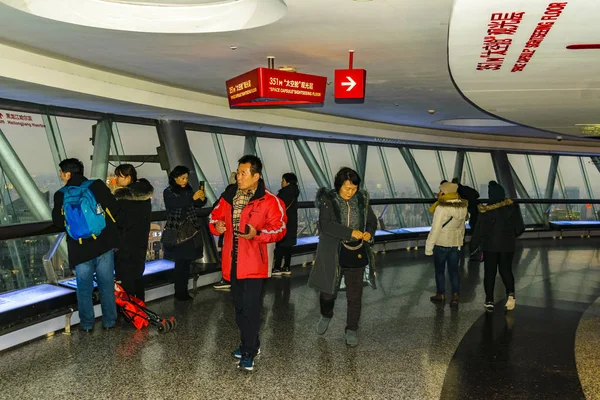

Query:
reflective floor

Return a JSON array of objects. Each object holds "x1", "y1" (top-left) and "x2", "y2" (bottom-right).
[{"x1": 0, "y1": 238, "x2": 599, "y2": 400}]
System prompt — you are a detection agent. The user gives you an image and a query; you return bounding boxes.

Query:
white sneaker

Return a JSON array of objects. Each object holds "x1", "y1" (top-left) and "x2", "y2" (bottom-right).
[{"x1": 505, "y1": 295, "x2": 516, "y2": 311}]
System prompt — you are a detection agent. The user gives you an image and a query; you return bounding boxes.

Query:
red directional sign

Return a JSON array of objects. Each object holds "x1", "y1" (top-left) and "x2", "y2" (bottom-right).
[
  {"x1": 226, "y1": 68, "x2": 327, "y2": 107},
  {"x1": 334, "y1": 69, "x2": 366, "y2": 102}
]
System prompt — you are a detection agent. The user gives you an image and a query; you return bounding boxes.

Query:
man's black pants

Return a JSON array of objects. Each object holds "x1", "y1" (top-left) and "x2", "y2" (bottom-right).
[{"x1": 231, "y1": 239, "x2": 264, "y2": 357}]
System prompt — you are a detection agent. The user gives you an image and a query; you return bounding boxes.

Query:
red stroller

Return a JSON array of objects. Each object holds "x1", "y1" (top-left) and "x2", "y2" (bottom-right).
[{"x1": 114, "y1": 282, "x2": 176, "y2": 333}]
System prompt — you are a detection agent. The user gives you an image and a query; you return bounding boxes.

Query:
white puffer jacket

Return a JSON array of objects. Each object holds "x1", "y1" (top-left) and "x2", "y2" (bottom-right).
[{"x1": 425, "y1": 197, "x2": 469, "y2": 255}]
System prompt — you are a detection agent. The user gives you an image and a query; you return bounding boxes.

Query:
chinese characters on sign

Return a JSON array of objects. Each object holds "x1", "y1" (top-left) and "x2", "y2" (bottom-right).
[
  {"x1": 476, "y1": 2, "x2": 568, "y2": 72},
  {"x1": 477, "y1": 12, "x2": 525, "y2": 71},
  {"x1": 0, "y1": 112, "x2": 45, "y2": 128},
  {"x1": 511, "y1": 2, "x2": 568, "y2": 72},
  {"x1": 226, "y1": 68, "x2": 327, "y2": 107}
]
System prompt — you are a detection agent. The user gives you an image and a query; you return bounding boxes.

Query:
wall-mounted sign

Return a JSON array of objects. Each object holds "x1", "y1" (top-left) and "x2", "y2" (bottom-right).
[
  {"x1": 226, "y1": 68, "x2": 327, "y2": 107},
  {"x1": 0, "y1": 111, "x2": 46, "y2": 128}
]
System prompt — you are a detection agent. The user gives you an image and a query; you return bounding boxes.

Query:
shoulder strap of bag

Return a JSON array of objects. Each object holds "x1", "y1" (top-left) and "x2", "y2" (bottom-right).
[{"x1": 442, "y1": 216, "x2": 453, "y2": 228}]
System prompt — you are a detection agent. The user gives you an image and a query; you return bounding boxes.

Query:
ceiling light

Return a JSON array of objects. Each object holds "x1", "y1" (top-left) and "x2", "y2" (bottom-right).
[
  {"x1": 1, "y1": 0, "x2": 287, "y2": 33},
  {"x1": 278, "y1": 66, "x2": 296, "y2": 72}
]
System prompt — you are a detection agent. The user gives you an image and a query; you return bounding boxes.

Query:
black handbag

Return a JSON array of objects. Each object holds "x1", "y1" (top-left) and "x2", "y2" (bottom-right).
[
  {"x1": 339, "y1": 240, "x2": 368, "y2": 268},
  {"x1": 161, "y1": 207, "x2": 199, "y2": 247}
]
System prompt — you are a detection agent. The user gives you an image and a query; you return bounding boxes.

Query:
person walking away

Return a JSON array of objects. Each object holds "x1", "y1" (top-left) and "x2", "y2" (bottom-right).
[
  {"x1": 452, "y1": 178, "x2": 481, "y2": 260},
  {"x1": 162, "y1": 166, "x2": 206, "y2": 301},
  {"x1": 470, "y1": 181, "x2": 524, "y2": 312},
  {"x1": 272, "y1": 173, "x2": 300, "y2": 277},
  {"x1": 308, "y1": 167, "x2": 377, "y2": 347},
  {"x1": 209, "y1": 155, "x2": 287, "y2": 372},
  {"x1": 113, "y1": 164, "x2": 154, "y2": 301},
  {"x1": 52, "y1": 158, "x2": 119, "y2": 332},
  {"x1": 425, "y1": 182, "x2": 468, "y2": 307}
]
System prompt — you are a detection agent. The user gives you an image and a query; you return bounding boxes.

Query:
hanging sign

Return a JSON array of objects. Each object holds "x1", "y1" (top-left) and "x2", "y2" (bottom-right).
[{"x1": 226, "y1": 68, "x2": 327, "y2": 107}]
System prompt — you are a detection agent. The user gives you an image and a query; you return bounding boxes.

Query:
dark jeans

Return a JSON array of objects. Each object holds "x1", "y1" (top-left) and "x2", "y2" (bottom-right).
[
  {"x1": 116, "y1": 248, "x2": 146, "y2": 301},
  {"x1": 274, "y1": 244, "x2": 293, "y2": 270},
  {"x1": 320, "y1": 266, "x2": 365, "y2": 331},
  {"x1": 433, "y1": 245, "x2": 460, "y2": 294},
  {"x1": 231, "y1": 239, "x2": 264, "y2": 357},
  {"x1": 174, "y1": 259, "x2": 191, "y2": 296},
  {"x1": 483, "y1": 251, "x2": 515, "y2": 302}
]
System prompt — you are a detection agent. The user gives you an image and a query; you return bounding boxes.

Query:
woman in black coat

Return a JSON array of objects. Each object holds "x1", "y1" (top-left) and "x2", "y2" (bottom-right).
[
  {"x1": 272, "y1": 173, "x2": 300, "y2": 277},
  {"x1": 471, "y1": 181, "x2": 525, "y2": 312},
  {"x1": 308, "y1": 167, "x2": 377, "y2": 347},
  {"x1": 163, "y1": 166, "x2": 207, "y2": 301},
  {"x1": 114, "y1": 164, "x2": 154, "y2": 301}
]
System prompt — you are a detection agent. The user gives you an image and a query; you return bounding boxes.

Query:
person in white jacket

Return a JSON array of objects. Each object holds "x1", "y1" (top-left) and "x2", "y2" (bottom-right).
[{"x1": 425, "y1": 182, "x2": 468, "y2": 307}]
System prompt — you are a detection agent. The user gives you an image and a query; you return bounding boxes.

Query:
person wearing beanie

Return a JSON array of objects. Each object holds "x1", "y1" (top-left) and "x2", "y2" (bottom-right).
[
  {"x1": 470, "y1": 181, "x2": 525, "y2": 312},
  {"x1": 425, "y1": 182, "x2": 468, "y2": 307}
]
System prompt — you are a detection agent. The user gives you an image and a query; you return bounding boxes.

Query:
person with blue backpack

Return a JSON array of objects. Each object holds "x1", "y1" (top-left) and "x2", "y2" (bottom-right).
[{"x1": 52, "y1": 158, "x2": 120, "y2": 333}]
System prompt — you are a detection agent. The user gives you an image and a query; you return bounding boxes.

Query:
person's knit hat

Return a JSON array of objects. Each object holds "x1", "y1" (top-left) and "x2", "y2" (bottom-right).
[
  {"x1": 488, "y1": 181, "x2": 506, "y2": 203},
  {"x1": 439, "y1": 182, "x2": 458, "y2": 195}
]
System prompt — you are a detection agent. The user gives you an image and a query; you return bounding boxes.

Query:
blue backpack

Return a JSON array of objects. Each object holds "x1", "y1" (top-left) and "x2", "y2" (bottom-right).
[{"x1": 59, "y1": 180, "x2": 107, "y2": 244}]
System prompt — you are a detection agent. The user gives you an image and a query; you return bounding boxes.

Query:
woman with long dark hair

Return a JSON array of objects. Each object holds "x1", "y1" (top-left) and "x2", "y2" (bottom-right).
[
  {"x1": 308, "y1": 167, "x2": 377, "y2": 347},
  {"x1": 272, "y1": 172, "x2": 300, "y2": 277},
  {"x1": 162, "y1": 166, "x2": 206, "y2": 301},
  {"x1": 114, "y1": 164, "x2": 154, "y2": 301}
]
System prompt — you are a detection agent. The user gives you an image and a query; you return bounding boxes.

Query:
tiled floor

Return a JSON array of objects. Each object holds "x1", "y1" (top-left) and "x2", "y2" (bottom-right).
[{"x1": 0, "y1": 239, "x2": 599, "y2": 399}]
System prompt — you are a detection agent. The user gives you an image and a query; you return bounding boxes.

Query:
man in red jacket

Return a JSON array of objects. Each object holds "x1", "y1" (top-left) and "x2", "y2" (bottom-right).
[{"x1": 209, "y1": 155, "x2": 287, "y2": 372}]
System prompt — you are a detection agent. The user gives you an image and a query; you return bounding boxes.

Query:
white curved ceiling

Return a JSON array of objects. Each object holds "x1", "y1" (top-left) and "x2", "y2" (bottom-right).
[
  {"x1": 449, "y1": 0, "x2": 600, "y2": 138},
  {"x1": 0, "y1": 0, "x2": 594, "y2": 143}
]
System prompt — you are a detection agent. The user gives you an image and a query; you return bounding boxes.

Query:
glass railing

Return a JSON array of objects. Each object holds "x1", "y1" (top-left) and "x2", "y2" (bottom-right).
[{"x1": 0, "y1": 199, "x2": 599, "y2": 296}]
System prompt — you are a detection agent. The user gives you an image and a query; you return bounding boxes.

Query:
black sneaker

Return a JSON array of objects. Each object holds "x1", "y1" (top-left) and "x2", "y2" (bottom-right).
[
  {"x1": 213, "y1": 279, "x2": 231, "y2": 290},
  {"x1": 271, "y1": 268, "x2": 283, "y2": 277},
  {"x1": 281, "y1": 266, "x2": 291, "y2": 276}
]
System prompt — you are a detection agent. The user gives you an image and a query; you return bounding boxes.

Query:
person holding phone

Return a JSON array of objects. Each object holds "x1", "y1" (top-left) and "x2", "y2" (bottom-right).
[
  {"x1": 208, "y1": 155, "x2": 287, "y2": 372},
  {"x1": 163, "y1": 166, "x2": 206, "y2": 301}
]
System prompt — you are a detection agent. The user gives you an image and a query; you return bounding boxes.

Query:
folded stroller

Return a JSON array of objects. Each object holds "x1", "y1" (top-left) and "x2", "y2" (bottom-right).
[{"x1": 114, "y1": 282, "x2": 176, "y2": 333}]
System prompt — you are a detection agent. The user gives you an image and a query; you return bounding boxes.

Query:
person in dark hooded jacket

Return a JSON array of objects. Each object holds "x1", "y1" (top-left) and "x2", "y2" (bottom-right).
[
  {"x1": 114, "y1": 164, "x2": 154, "y2": 301},
  {"x1": 452, "y1": 178, "x2": 481, "y2": 259},
  {"x1": 471, "y1": 181, "x2": 525, "y2": 312},
  {"x1": 272, "y1": 173, "x2": 300, "y2": 277}
]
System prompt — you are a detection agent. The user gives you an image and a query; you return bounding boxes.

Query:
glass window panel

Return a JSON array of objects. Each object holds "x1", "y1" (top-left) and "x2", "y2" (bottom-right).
[
  {"x1": 550, "y1": 156, "x2": 587, "y2": 221},
  {"x1": 507, "y1": 154, "x2": 536, "y2": 199},
  {"x1": 221, "y1": 134, "x2": 245, "y2": 174},
  {"x1": 323, "y1": 143, "x2": 354, "y2": 174},
  {"x1": 0, "y1": 110, "x2": 59, "y2": 209},
  {"x1": 364, "y1": 146, "x2": 388, "y2": 199},
  {"x1": 112, "y1": 123, "x2": 166, "y2": 211},
  {"x1": 465, "y1": 152, "x2": 496, "y2": 198},
  {"x1": 0, "y1": 233, "x2": 64, "y2": 294},
  {"x1": 529, "y1": 155, "x2": 551, "y2": 196},
  {"x1": 256, "y1": 137, "x2": 290, "y2": 193},
  {"x1": 186, "y1": 130, "x2": 227, "y2": 196},
  {"x1": 440, "y1": 151, "x2": 456, "y2": 181},
  {"x1": 411, "y1": 149, "x2": 444, "y2": 194},
  {"x1": 384, "y1": 147, "x2": 418, "y2": 198},
  {"x1": 56, "y1": 117, "x2": 97, "y2": 178}
]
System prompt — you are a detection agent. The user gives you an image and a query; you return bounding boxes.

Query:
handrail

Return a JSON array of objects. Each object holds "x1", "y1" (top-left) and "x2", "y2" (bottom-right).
[
  {"x1": 0, "y1": 198, "x2": 598, "y2": 241},
  {"x1": 42, "y1": 232, "x2": 65, "y2": 284}
]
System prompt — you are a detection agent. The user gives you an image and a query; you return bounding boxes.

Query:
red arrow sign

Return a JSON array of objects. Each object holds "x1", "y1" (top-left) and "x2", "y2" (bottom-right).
[{"x1": 334, "y1": 69, "x2": 366, "y2": 102}]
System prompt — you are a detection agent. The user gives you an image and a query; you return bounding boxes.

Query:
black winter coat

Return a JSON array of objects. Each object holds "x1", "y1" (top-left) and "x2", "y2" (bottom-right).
[
  {"x1": 457, "y1": 184, "x2": 480, "y2": 218},
  {"x1": 52, "y1": 175, "x2": 120, "y2": 267},
  {"x1": 163, "y1": 184, "x2": 207, "y2": 261},
  {"x1": 308, "y1": 188, "x2": 377, "y2": 295},
  {"x1": 114, "y1": 179, "x2": 154, "y2": 266},
  {"x1": 276, "y1": 184, "x2": 300, "y2": 247},
  {"x1": 470, "y1": 199, "x2": 525, "y2": 253}
]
